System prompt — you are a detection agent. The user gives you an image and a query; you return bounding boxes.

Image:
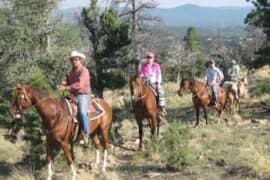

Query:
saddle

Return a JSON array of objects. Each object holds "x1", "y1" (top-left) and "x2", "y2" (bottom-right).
[
  {"x1": 65, "y1": 95, "x2": 104, "y2": 123},
  {"x1": 144, "y1": 81, "x2": 158, "y2": 96},
  {"x1": 206, "y1": 85, "x2": 225, "y2": 104}
]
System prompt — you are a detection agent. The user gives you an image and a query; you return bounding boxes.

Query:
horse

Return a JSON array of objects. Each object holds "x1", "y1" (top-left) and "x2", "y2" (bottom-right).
[
  {"x1": 130, "y1": 74, "x2": 161, "y2": 150},
  {"x1": 222, "y1": 77, "x2": 249, "y2": 113},
  {"x1": 177, "y1": 78, "x2": 227, "y2": 126},
  {"x1": 10, "y1": 83, "x2": 112, "y2": 180}
]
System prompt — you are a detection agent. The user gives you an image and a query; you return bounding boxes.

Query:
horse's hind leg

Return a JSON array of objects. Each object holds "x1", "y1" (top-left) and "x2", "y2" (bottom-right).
[
  {"x1": 203, "y1": 106, "x2": 208, "y2": 125},
  {"x1": 46, "y1": 143, "x2": 53, "y2": 180},
  {"x1": 60, "y1": 141, "x2": 77, "y2": 180},
  {"x1": 157, "y1": 116, "x2": 161, "y2": 136},
  {"x1": 136, "y1": 119, "x2": 143, "y2": 150}
]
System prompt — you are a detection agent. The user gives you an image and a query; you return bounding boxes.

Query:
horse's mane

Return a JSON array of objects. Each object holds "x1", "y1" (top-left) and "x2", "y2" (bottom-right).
[
  {"x1": 183, "y1": 78, "x2": 204, "y2": 86},
  {"x1": 31, "y1": 86, "x2": 50, "y2": 98}
]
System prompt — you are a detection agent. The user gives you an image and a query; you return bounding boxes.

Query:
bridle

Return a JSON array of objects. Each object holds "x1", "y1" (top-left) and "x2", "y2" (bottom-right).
[
  {"x1": 13, "y1": 87, "x2": 53, "y2": 116},
  {"x1": 131, "y1": 81, "x2": 147, "y2": 103}
]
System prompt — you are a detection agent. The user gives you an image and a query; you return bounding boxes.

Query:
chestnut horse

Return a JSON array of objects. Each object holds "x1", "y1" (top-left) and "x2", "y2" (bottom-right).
[
  {"x1": 177, "y1": 78, "x2": 226, "y2": 126},
  {"x1": 130, "y1": 74, "x2": 161, "y2": 150},
  {"x1": 10, "y1": 83, "x2": 112, "y2": 180}
]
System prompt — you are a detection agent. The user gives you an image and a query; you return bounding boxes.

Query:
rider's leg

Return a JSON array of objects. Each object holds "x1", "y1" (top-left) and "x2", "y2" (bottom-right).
[
  {"x1": 157, "y1": 86, "x2": 167, "y2": 115},
  {"x1": 212, "y1": 84, "x2": 219, "y2": 105},
  {"x1": 76, "y1": 94, "x2": 90, "y2": 144}
]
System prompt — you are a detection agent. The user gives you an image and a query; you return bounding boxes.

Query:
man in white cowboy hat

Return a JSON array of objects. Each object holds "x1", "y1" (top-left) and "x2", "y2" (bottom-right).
[
  {"x1": 228, "y1": 59, "x2": 241, "y2": 99},
  {"x1": 58, "y1": 50, "x2": 91, "y2": 144}
]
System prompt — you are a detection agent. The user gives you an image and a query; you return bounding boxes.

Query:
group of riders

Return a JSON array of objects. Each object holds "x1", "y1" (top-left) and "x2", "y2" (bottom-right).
[{"x1": 58, "y1": 50, "x2": 242, "y2": 145}]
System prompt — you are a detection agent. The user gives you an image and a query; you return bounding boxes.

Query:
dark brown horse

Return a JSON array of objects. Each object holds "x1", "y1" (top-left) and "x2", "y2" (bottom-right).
[
  {"x1": 130, "y1": 74, "x2": 161, "y2": 150},
  {"x1": 177, "y1": 78, "x2": 226, "y2": 126},
  {"x1": 10, "y1": 83, "x2": 112, "y2": 180}
]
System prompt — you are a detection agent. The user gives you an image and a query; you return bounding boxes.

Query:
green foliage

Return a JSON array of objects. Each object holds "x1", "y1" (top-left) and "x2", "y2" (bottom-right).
[
  {"x1": 245, "y1": 0, "x2": 270, "y2": 68},
  {"x1": 251, "y1": 46, "x2": 270, "y2": 68},
  {"x1": 184, "y1": 26, "x2": 202, "y2": 52},
  {"x1": 101, "y1": 71, "x2": 127, "y2": 90},
  {"x1": 165, "y1": 65, "x2": 179, "y2": 82},
  {"x1": 145, "y1": 121, "x2": 195, "y2": 170},
  {"x1": 82, "y1": 5, "x2": 131, "y2": 96},
  {"x1": 250, "y1": 78, "x2": 270, "y2": 96},
  {"x1": 245, "y1": 0, "x2": 270, "y2": 41}
]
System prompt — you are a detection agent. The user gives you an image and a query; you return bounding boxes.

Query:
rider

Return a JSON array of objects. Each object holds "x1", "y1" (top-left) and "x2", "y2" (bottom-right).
[
  {"x1": 204, "y1": 60, "x2": 224, "y2": 107},
  {"x1": 140, "y1": 52, "x2": 167, "y2": 116},
  {"x1": 58, "y1": 50, "x2": 91, "y2": 144},
  {"x1": 227, "y1": 59, "x2": 241, "y2": 99}
]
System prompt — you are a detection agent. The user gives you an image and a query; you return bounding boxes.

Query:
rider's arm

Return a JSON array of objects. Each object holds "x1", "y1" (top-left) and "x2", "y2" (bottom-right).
[
  {"x1": 204, "y1": 69, "x2": 208, "y2": 85},
  {"x1": 156, "y1": 63, "x2": 162, "y2": 85},
  {"x1": 216, "y1": 68, "x2": 224, "y2": 84}
]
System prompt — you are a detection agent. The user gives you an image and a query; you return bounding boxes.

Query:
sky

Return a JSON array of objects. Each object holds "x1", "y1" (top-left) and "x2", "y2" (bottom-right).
[{"x1": 59, "y1": 0, "x2": 252, "y2": 9}]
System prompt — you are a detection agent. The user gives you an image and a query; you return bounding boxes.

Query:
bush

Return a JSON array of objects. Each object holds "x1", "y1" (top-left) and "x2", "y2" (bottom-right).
[
  {"x1": 101, "y1": 71, "x2": 127, "y2": 90},
  {"x1": 145, "y1": 121, "x2": 196, "y2": 170},
  {"x1": 250, "y1": 78, "x2": 270, "y2": 96}
]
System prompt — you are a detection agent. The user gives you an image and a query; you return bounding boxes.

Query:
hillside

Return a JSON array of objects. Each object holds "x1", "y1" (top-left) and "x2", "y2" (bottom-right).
[{"x1": 0, "y1": 67, "x2": 269, "y2": 179}]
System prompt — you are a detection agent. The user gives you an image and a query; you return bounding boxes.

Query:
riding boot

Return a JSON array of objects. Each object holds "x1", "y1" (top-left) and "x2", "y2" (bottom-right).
[
  {"x1": 79, "y1": 132, "x2": 89, "y2": 145},
  {"x1": 160, "y1": 106, "x2": 167, "y2": 116}
]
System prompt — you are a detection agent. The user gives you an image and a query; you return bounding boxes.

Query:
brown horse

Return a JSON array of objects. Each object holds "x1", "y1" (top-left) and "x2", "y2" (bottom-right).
[
  {"x1": 130, "y1": 74, "x2": 161, "y2": 150},
  {"x1": 177, "y1": 78, "x2": 226, "y2": 126},
  {"x1": 10, "y1": 83, "x2": 112, "y2": 180}
]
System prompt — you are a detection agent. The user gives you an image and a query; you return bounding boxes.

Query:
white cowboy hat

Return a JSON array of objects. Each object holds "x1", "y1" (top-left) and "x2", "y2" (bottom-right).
[{"x1": 70, "y1": 51, "x2": 86, "y2": 60}]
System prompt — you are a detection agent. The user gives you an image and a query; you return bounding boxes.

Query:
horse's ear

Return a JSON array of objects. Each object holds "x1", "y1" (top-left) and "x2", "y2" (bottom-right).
[{"x1": 16, "y1": 82, "x2": 22, "y2": 89}]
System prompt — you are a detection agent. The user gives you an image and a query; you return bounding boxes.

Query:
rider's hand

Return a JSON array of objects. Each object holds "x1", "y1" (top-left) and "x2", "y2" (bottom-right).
[{"x1": 58, "y1": 85, "x2": 67, "y2": 91}]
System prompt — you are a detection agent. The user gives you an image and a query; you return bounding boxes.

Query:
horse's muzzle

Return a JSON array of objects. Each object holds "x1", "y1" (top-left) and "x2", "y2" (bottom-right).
[
  {"x1": 10, "y1": 107, "x2": 23, "y2": 119},
  {"x1": 177, "y1": 90, "x2": 183, "y2": 97}
]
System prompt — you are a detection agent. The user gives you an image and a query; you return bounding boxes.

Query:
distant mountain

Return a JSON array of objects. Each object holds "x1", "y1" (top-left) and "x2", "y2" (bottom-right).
[
  {"x1": 58, "y1": 4, "x2": 252, "y2": 28},
  {"x1": 150, "y1": 4, "x2": 252, "y2": 28}
]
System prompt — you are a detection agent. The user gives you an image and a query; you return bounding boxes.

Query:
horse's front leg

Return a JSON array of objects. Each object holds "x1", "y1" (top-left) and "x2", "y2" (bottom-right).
[
  {"x1": 60, "y1": 141, "x2": 76, "y2": 180},
  {"x1": 194, "y1": 105, "x2": 200, "y2": 126},
  {"x1": 136, "y1": 118, "x2": 143, "y2": 150},
  {"x1": 203, "y1": 105, "x2": 208, "y2": 125},
  {"x1": 149, "y1": 114, "x2": 158, "y2": 136},
  {"x1": 216, "y1": 106, "x2": 223, "y2": 124},
  {"x1": 46, "y1": 142, "x2": 53, "y2": 180}
]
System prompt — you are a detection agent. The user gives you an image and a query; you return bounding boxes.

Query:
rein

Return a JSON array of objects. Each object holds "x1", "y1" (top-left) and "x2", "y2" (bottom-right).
[{"x1": 32, "y1": 96, "x2": 55, "y2": 107}]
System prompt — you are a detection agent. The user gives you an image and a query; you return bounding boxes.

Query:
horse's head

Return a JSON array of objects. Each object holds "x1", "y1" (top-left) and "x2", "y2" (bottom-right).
[
  {"x1": 10, "y1": 83, "x2": 33, "y2": 119},
  {"x1": 178, "y1": 78, "x2": 191, "y2": 96},
  {"x1": 129, "y1": 73, "x2": 145, "y2": 102}
]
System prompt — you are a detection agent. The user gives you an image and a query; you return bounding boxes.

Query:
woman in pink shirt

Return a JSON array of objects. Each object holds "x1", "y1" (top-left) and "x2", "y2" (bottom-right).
[
  {"x1": 58, "y1": 51, "x2": 91, "y2": 144},
  {"x1": 140, "y1": 52, "x2": 166, "y2": 116}
]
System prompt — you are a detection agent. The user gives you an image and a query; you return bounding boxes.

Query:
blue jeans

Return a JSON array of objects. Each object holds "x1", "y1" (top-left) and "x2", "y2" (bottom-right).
[
  {"x1": 211, "y1": 84, "x2": 219, "y2": 102},
  {"x1": 75, "y1": 94, "x2": 90, "y2": 138}
]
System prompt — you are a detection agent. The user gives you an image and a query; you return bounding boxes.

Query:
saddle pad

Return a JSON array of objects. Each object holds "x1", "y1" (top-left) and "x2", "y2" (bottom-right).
[{"x1": 88, "y1": 99, "x2": 105, "y2": 121}]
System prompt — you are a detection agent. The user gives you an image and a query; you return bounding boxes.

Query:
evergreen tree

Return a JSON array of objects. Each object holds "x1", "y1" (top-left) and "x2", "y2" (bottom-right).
[
  {"x1": 245, "y1": 0, "x2": 270, "y2": 68},
  {"x1": 82, "y1": 2, "x2": 131, "y2": 97}
]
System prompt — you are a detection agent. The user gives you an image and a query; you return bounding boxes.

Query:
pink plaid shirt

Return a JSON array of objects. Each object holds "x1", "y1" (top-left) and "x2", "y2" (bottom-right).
[
  {"x1": 140, "y1": 62, "x2": 162, "y2": 83},
  {"x1": 67, "y1": 66, "x2": 91, "y2": 95}
]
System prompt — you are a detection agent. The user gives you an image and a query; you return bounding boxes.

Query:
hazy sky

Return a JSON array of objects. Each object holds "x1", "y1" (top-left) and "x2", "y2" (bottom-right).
[{"x1": 59, "y1": 0, "x2": 252, "y2": 9}]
